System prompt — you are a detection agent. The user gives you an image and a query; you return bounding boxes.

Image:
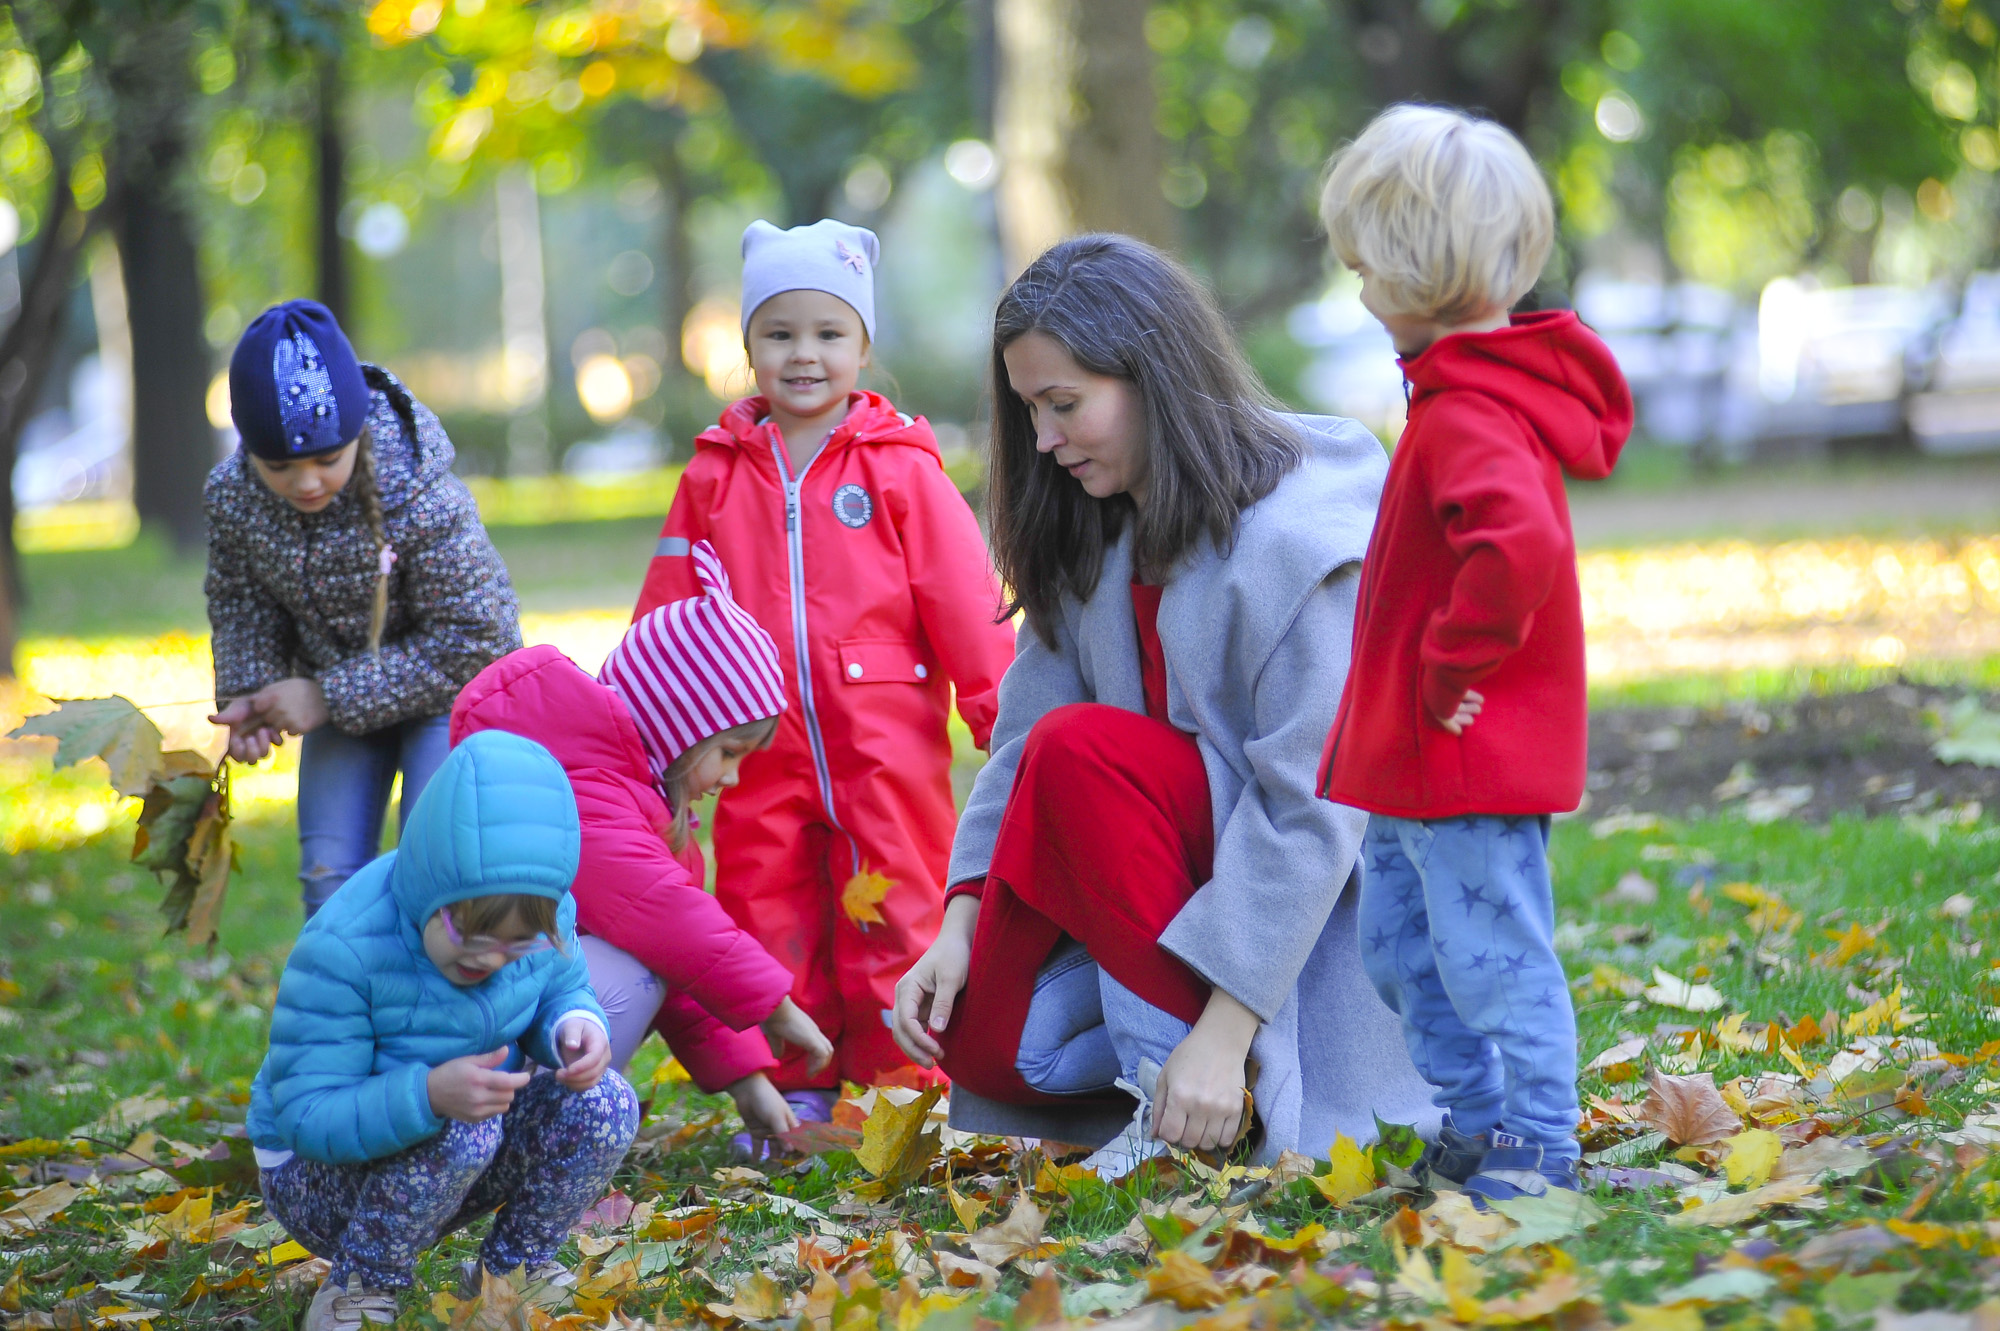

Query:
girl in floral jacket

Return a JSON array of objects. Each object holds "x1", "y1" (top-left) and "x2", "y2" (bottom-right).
[{"x1": 206, "y1": 300, "x2": 521, "y2": 918}]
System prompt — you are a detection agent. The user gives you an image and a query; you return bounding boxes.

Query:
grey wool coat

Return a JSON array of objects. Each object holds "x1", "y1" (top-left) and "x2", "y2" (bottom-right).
[
  {"x1": 945, "y1": 415, "x2": 1440, "y2": 1159},
  {"x1": 205, "y1": 365, "x2": 522, "y2": 736}
]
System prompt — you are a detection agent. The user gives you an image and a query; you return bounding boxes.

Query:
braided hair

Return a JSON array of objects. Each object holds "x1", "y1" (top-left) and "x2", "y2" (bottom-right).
[{"x1": 348, "y1": 425, "x2": 392, "y2": 658}]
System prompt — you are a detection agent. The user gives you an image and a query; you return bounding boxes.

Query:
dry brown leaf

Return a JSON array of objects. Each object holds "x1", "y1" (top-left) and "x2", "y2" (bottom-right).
[
  {"x1": 1477, "y1": 1270, "x2": 1593, "y2": 1324},
  {"x1": 450, "y1": 1265, "x2": 531, "y2": 1331},
  {"x1": 1638, "y1": 1071, "x2": 1744, "y2": 1146},
  {"x1": 1265, "y1": 1149, "x2": 1318, "y2": 1188},
  {"x1": 1420, "y1": 1191, "x2": 1513, "y2": 1253},
  {"x1": 1665, "y1": 1177, "x2": 1820, "y2": 1228},
  {"x1": 968, "y1": 1195, "x2": 1065, "y2": 1267},
  {"x1": 934, "y1": 1252, "x2": 1002, "y2": 1292},
  {"x1": 841, "y1": 867, "x2": 894, "y2": 928},
  {"x1": 1146, "y1": 1250, "x2": 1230, "y2": 1310},
  {"x1": 706, "y1": 1272, "x2": 790, "y2": 1322},
  {"x1": 1771, "y1": 1136, "x2": 1875, "y2": 1182},
  {"x1": 1015, "y1": 1269, "x2": 1069, "y2": 1328},
  {"x1": 0, "y1": 1182, "x2": 81, "y2": 1235}
]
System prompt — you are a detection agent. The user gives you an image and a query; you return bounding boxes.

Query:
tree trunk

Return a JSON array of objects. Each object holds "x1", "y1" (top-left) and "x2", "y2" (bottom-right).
[
  {"x1": 1339, "y1": 0, "x2": 1573, "y2": 142},
  {"x1": 1064, "y1": 0, "x2": 1175, "y2": 248},
  {"x1": 0, "y1": 166, "x2": 92, "y2": 677},
  {"x1": 993, "y1": 0, "x2": 1173, "y2": 274},
  {"x1": 315, "y1": 52, "x2": 349, "y2": 325},
  {"x1": 106, "y1": 10, "x2": 211, "y2": 555},
  {"x1": 118, "y1": 177, "x2": 213, "y2": 554}
]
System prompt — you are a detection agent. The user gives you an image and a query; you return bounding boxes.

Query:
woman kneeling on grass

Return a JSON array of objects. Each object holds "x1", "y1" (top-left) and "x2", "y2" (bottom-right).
[
  {"x1": 891, "y1": 235, "x2": 1437, "y2": 1173},
  {"x1": 250, "y1": 730, "x2": 637, "y2": 1331}
]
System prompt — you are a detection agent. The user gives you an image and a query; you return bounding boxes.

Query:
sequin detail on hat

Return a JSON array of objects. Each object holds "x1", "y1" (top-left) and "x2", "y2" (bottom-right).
[{"x1": 273, "y1": 331, "x2": 343, "y2": 454}]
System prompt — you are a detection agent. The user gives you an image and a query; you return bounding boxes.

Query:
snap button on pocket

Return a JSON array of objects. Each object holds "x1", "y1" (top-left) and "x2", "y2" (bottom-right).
[{"x1": 848, "y1": 662, "x2": 864, "y2": 679}]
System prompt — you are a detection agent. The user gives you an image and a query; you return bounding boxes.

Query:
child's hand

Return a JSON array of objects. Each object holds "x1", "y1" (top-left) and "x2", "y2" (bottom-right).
[
  {"x1": 553, "y1": 1018, "x2": 611, "y2": 1091},
  {"x1": 250, "y1": 677, "x2": 330, "y2": 736},
  {"x1": 207, "y1": 699, "x2": 284, "y2": 764},
  {"x1": 427, "y1": 1048, "x2": 532, "y2": 1122},
  {"x1": 1435, "y1": 689, "x2": 1484, "y2": 736},
  {"x1": 760, "y1": 998, "x2": 834, "y2": 1074},
  {"x1": 723, "y1": 1071, "x2": 798, "y2": 1138}
]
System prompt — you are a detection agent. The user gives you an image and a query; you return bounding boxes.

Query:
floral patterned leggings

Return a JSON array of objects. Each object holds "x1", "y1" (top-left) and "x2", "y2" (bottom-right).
[{"x1": 260, "y1": 1071, "x2": 638, "y2": 1289}]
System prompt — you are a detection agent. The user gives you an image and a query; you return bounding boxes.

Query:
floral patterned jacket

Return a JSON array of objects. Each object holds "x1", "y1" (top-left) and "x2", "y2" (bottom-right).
[{"x1": 205, "y1": 365, "x2": 522, "y2": 736}]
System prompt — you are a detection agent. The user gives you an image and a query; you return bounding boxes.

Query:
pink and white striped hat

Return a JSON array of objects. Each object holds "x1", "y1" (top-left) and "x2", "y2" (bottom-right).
[{"x1": 598, "y1": 540, "x2": 786, "y2": 781}]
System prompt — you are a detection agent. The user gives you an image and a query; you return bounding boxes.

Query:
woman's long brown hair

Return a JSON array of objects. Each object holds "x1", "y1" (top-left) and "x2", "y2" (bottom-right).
[{"x1": 986, "y1": 234, "x2": 1304, "y2": 648}]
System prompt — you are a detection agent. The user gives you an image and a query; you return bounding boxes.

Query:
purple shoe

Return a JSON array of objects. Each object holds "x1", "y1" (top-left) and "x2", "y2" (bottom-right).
[{"x1": 729, "y1": 1088, "x2": 837, "y2": 1161}]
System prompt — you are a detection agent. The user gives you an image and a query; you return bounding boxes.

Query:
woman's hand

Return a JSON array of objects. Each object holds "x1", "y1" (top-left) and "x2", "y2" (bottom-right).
[
  {"x1": 1435, "y1": 689, "x2": 1484, "y2": 736},
  {"x1": 553, "y1": 1018, "x2": 612, "y2": 1091},
  {"x1": 891, "y1": 895, "x2": 980, "y2": 1066},
  {"x1": 208, "y1": 698, "x2": 284, "y2": 764},
  {"x1": 1152, "y1": 988, "x2": 1259, "y2": 1152},
  {"x1": 427, "y1": 1048, "x2": 532, "y2": 1122},
  {"x1": 761, "y1": 997, "x2": 834, "y2": 1074},
  {"x1": 250, "y1": 677, "x2": 330, "y2": 736},
  {"x1": 724, "y1": 1072, "x2": 798, "y2": 1138}
]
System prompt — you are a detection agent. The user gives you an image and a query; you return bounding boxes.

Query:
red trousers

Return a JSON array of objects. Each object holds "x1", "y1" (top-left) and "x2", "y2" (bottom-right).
[
  {"x1": 937, "y1": 704, "x2": 1215, "y2": 1105},
  {"x1": 714, "y1": 732, "x2": 952, "y2": 1091}
]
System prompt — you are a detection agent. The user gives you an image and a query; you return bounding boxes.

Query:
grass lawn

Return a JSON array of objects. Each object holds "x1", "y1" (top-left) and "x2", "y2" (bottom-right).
[{"x1": 3, "y1": 784, "x2": 1999, "y2": 1328}]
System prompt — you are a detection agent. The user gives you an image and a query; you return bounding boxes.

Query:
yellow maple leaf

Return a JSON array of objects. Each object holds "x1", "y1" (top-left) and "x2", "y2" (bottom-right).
[
  {"x1": 1844, "y1": 984, "x2": 1929, "y2": 1037},
  {"x1": 1308, "y1": 1133, "x2": 1376, "y2": 1208},
  {"x1": 854, "y1": 1085, "x2": 943, "y2": 1188},
  {"x1": 1719, "y1": 1128, "x2": 1782, "y2": 1188},
  {"x1": 1816, "y1": 921, "x2": 1883, "y2": 967},
  {"x1": 945, "y1": 1176, "x2": 989, "y2": 1232},
  {"x1": 841, "y1": 867, "x2": 894, "y2": 928},
  {"x1": 1624, "y1": 1306, "x2": 1704, "y2": 1331}
]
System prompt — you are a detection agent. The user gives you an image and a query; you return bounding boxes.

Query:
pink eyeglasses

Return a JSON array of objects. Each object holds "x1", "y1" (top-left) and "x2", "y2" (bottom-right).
[{"x1": 438, "y1": 906, "x2": 554, "y2": 959}]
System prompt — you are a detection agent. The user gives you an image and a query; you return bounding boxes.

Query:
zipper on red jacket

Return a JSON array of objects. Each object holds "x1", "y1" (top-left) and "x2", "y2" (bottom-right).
[{"x1": 769, "y1": 433, "x2": 859, "y2": 876}]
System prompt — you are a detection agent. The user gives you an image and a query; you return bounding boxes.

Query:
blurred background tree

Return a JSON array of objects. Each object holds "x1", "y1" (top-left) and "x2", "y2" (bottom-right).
[{"x1": 2, "y1": 0, "x2": 1998, "y2": 676}]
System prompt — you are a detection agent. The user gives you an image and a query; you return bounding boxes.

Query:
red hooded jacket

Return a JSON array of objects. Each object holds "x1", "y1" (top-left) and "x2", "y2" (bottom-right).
[
  {"x1": 1319, "y1": 311, "x2": 1632, "y2": 818},
  {"x1": 450, "y1": 645, "x2": 793, "y2": 1092},
  {"x1": 633, "y1": 390, "x2": 1014, "y2": 830}
]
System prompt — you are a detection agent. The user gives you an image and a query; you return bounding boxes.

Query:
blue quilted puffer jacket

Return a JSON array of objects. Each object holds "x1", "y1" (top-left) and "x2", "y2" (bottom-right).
[{"x1": 249, "y1": 730, "x2": 604, "y2": 1164}]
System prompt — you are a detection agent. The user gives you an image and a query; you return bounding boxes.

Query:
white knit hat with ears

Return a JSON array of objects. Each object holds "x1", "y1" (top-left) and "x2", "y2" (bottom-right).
[{"x1": 739, "y1": 219, "x2": 879, "y2": 340}]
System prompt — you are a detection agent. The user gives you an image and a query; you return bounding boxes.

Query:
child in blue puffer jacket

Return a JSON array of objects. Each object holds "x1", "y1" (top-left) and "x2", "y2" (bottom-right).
[{"x1": 249, "y1": 730, "x2": 639, "y2": 1331}]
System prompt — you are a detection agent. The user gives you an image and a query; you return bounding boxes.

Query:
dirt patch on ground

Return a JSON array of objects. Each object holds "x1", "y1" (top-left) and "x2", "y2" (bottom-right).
[{"x1": 1587, "y1": 685, "x2": 1999, "y2": 823}]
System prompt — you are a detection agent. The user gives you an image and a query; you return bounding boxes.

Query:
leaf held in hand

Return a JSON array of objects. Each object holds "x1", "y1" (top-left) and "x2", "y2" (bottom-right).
[
  {"x1": 1309, "y1": 1132, "x2": 1377, "y2": 1207},
  {"x1": 1637, "y1": 1071, "x2": 1743, "y2": 1146},
  {"x1": 842, "y1": 866, "x2": 894, "y2": 927},
  {"x1": 10, "y1": 696, "x2": 164, "y2": 795}
]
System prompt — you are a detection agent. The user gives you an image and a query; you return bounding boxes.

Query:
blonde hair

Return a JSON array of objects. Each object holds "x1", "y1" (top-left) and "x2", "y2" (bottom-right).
[
  {"x1": 1319, "y1": 104, "x2": 1554, "y2": 324},
  {"x1": 445, "y1": 892, "x2": 569, "y2": 954},
  {"x1": 660, "y1": 716, "x2": 779, "y2": 851}
]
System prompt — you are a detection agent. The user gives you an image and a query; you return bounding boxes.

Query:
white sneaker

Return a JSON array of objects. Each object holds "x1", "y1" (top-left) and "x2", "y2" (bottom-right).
[
  {"x1": 304, "y1": 1274, "x2": 397, "y2": 1330},
  {"x1": 1081, "y1": 1058, "x2": 1168, "y2": 1180}
]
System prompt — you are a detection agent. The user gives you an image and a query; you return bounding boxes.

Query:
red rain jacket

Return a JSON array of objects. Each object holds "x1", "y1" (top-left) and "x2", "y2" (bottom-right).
[
  {"x1": 1319, "y1": 311, "x2": 1633, "y2": 818},
  {"x1": 632, "y1": 391, "x2": 1015, "y2": 1089},
  {"x1": 634, "y1": 392, "x2": 1011, "y2": 751},
  {"x1": 450, "y1": 645, "x2": 793, "y2": 1092}
]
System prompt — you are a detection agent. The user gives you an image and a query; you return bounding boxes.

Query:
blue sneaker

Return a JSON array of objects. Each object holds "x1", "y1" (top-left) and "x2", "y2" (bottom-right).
[
  {"x1": 1462, "y1": 1132, "x2": 1580, "y2": 1208},
  {"x1": 1415, "y1": 1119, "x2": 1491, "y2": 1190}
]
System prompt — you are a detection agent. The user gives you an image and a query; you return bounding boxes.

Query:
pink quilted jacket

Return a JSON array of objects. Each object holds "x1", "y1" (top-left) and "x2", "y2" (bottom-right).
[{"x1": 450, "y1": 644, "x2": 792, "y2": 1091}]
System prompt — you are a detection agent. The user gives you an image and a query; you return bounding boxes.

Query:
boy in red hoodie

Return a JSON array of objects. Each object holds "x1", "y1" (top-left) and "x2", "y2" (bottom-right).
[
  {"x1": 633, "y1": 221, "x2": 1015, "y2": 1107},
  {"x1": 1316, "y1": 106, "x2": 1633, "y2": 1205}
]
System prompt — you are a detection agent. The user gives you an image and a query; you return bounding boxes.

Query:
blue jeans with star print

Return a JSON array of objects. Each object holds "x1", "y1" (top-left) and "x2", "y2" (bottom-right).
[{"x1": 1358, "y1": 814, "x2": 1579, "y2": 1161}]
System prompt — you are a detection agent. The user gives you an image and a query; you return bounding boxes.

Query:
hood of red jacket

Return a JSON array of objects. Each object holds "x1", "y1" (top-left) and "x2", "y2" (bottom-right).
[
  {"x1": 1404, "y1": 310, "x2": 1632, "y2": 481},
  {"x1": 695, "y1": 390, "x2": 936, "y2": 458},
  {"x1": 450, "y1": 645, "x2": 653, "y2": 788}
]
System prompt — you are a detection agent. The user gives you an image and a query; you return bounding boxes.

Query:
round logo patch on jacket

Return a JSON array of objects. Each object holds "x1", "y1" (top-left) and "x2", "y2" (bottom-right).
[{"x1": 831, "y1": 484, "x2": 874, "y2": 528}]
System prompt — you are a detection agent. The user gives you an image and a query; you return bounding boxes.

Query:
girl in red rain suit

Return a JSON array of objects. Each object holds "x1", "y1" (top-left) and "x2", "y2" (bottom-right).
[{"x1": 633, "y1": 220, "x2": 1015, "y2": 1107}]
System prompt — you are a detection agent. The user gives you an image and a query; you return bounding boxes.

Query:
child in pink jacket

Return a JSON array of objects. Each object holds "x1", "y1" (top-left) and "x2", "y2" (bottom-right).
[{"x1": 450, "y1": 542, "x2": 832, "y2": 1139}]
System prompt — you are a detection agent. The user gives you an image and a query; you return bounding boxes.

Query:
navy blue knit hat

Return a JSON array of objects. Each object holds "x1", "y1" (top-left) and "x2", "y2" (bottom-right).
[{"x1": 229, "y1": 300, "x2": 370, "y2": 460}]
